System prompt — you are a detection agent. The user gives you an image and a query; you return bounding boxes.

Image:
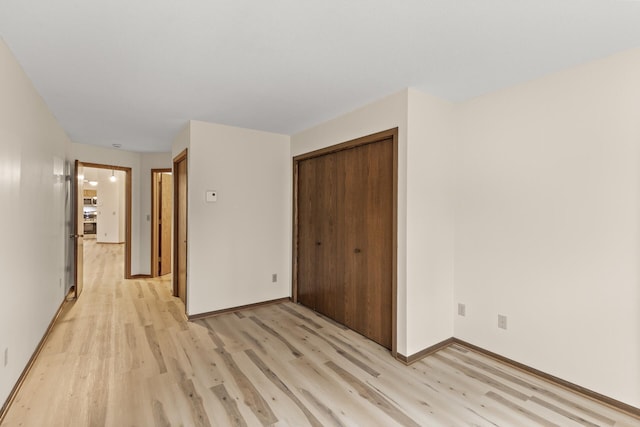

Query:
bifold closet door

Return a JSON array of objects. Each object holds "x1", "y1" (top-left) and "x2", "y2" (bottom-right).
[
  {"x1": 296, "y1": 136, "x2": 393, "y2": 350},
  {"x1": 297, "y1": 153, "x2": 344, "y2": 323},
  {"x1": 338, "y1": 139, "x2": 393, "y2": 349}
]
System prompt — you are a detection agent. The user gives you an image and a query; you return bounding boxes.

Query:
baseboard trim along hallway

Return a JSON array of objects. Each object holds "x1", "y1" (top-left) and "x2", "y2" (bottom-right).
[{"x1": 0, "y1": 295, "x2": 69, "y2": 424}]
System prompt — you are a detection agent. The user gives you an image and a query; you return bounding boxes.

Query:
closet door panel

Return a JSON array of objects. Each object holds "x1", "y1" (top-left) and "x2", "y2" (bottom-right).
[
  {"x1": 340, "y1": 139, "x2": 393, "y2": 349},
  {"x1": 297, "y1": 154, "x2": 340, "y2": 320},
  {"x1": 297, "y1": 158, "x2": 318, "y2": 311},
  {"x1": 337, "y1": 146, "x2": 365, "y2": 336},
  {"x1": 296, "y1": 132, "x2": 394, "y2": 350},
  {"x1": 313, "y1": 153, "x2": 340, "y2": 321},
  {"x1": 361, "y1": 139, "x2": 393, "y2": 349}
]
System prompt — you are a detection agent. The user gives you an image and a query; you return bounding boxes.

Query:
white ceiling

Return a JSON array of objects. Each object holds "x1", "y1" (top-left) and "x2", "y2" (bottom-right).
[{"x1": 1, "y1": 0, "x2": 639, "y2": 152}]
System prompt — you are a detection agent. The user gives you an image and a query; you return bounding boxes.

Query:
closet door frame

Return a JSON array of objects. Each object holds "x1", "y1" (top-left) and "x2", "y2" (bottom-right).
[{"x1": 292, "y1": 128, "x2": 398, "y2": 357}]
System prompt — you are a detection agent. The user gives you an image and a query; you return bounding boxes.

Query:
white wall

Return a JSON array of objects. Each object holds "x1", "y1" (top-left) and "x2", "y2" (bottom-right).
[
  {"x1": 139, "y1": 152, "x2": 173, "y2": 273},
  {"x1": 291, "y1": 90, "x2": 413, "y2": 354},
  {"x1": 176, "y1": 121, "x2": 291, "y2": 315},
  {"x1": 172, "y1": 124, "x2": 189, "y2": 157},
  {"x1": 69, "y1": 144, "x2": 171, "y2": 274},
  {"x1": 405, "y1": 89, "x2": 456, "y2": 355},
  {"x1": 0, "y1": 39, "x2": 70, "y2": 406},
  {"x1": 455, "y1": 48, "x2": 640, "y2": 407},
  {"x1": 94, "y1": 168, "x2": 125, "y2": 243}
]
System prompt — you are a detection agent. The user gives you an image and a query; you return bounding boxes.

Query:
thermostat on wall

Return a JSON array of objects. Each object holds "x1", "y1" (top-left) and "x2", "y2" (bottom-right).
[{"x1": 205, "y1": 190, "x2": 217, "y2": 202}]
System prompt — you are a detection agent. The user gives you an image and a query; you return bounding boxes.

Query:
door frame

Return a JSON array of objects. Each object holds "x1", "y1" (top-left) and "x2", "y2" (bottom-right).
[
  {"x1": 76, "y1": 161, "x2": 133, "y2": 280},
  {"x1": 291, "y1": 128, "x2": 398, "y2": 357},
  {"x1": 73, "y1": 161, "x2": 85, "y2": 299},
  {"x1": 151, "y1": 168, "x2": 172, "y2": 277},
  {"x1": 173, "y1": 149, "x2": 188, "y2": 309}
]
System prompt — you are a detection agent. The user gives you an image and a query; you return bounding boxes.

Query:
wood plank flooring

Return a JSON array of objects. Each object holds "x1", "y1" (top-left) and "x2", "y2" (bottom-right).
[{"x1": 2, "y1": 240, "x2": 638, "y2": 426}]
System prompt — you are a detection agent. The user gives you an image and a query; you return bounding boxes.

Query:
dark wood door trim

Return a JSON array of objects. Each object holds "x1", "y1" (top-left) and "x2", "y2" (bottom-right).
[
  {"x1": 173, "y1": 149, "x2": 188, "y2": 312},
  {"x1": 294, "y1": 128, "x2": 399, "y2": 161},
  {"x1": 151, "y1": 168, "x2": 172, "y2": 277},
  {"x1": 292, "y1": 128, "x2": 399, "y2": 357},
  {"x1": 79, "y1": 162, "x2": 133, "y2": 279},
  {"x1": 73, "y1": 160, "x2": 84, "y2": 298}
]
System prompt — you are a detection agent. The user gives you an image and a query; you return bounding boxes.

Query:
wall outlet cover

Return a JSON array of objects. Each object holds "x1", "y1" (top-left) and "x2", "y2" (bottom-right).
[
  {"x1": 457, "y1": 303, "x2": 466, "y2": 316},
  {"x1": 498, "y1": 314, "x2": 507, "y2": 330}
]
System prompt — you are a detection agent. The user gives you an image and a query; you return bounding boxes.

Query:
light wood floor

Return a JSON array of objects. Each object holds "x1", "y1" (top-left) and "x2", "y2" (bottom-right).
[{"x1": 2, "y1": 241, "x2": 639, "y2": 426}]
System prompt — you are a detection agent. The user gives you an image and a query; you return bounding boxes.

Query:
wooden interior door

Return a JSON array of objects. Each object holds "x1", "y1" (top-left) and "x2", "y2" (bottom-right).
[
  {"x1": 173, "y1": 151, "x2": 188, "y2": 308},
  {"x1": 297, "y1": 154, "x2": 341, "y2": 323},
  {"x1": 294, "y1": 132, "x2": 395, "y2": 350},
  {"x1": 74, "y1": 160, "x2": 84, "y2": 298},
  {"x1": 296, "y1": 158, "x2": 317, "y2": 311},
  {"x1": 159, "y1": 172, "x2": 172, "y2": 275},
  {"x1": 340, "y1": 139, "x2": 393, "y2": 349}
]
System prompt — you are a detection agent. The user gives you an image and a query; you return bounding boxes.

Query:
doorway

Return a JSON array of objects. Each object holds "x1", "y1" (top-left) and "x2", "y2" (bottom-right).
[
  {"x1": 173, "y1": 150, "x2": 188, "y2": 310},
  {"x1": 151, "y1": 169, "x2": 173, "y2": 277},
  {"x1": 72, "y1": 161, "x2": 132, "y2": 299},
  {"x1": 292, "y1": 129, "x2": 398, "y2": 354}
]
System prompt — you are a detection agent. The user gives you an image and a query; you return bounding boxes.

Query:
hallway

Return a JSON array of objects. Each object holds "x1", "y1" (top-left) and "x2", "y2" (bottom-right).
[
  {"x1": 2, "y1": 240, "x2": 178, "y2": 425},
  {"x1": 2, "y1": 242, "x2": 638, "y2": 426}
]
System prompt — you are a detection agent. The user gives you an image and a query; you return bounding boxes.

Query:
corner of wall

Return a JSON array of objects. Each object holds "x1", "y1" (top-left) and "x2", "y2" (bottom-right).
[
  {"x1": 184, "y1": 121, "x2": 291, "y2": 315},
  {"x1": 404, "y1": 87, "x2": 456, "y2": 356}
]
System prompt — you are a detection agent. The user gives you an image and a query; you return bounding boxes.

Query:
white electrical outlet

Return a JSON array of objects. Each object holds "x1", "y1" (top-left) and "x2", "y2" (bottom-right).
[
  {"x1": 272, "y1": 273, "x2": 277, "y2": 283},
  {"x1": 457, "y1": 303, "x2": 466, "y2": 316},
  {"x1": 205, "y1": 191, "x2": 218, "y2": 202},
  {"x1": 4, "y1": 348, "x2": 8, "y2": 367},
  {"x1": 498, "y1": 314, "x2": 507, "y2": 330}
]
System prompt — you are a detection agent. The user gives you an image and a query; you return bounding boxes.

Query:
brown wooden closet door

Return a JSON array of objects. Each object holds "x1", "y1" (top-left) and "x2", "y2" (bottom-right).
[
  {"x1": 297, "y1": 155, "x2": 341, "y2": 322},
  {"x1": 296, "y1": 135, "x2": 393, "y2": 350},
  {"x1": 297, "y1": 158, "x2": 317, "y2": 310},
  {"x1": 339, "y1": 139, "x2": 393, "y2": 349}
]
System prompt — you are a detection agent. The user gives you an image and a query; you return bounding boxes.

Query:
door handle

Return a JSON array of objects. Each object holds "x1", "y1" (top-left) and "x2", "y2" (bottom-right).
[
  {"x1": 69, "y1": 234, "x2": 84, "y2": 238},
  {"x1": 354, "y1": 248, "x2": 361, "y2": 253}
]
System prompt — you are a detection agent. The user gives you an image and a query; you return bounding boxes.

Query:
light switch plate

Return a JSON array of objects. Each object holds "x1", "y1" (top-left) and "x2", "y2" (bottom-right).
[{"x1": 205, "y1": 190, "x2": 217, "y2": 202}]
